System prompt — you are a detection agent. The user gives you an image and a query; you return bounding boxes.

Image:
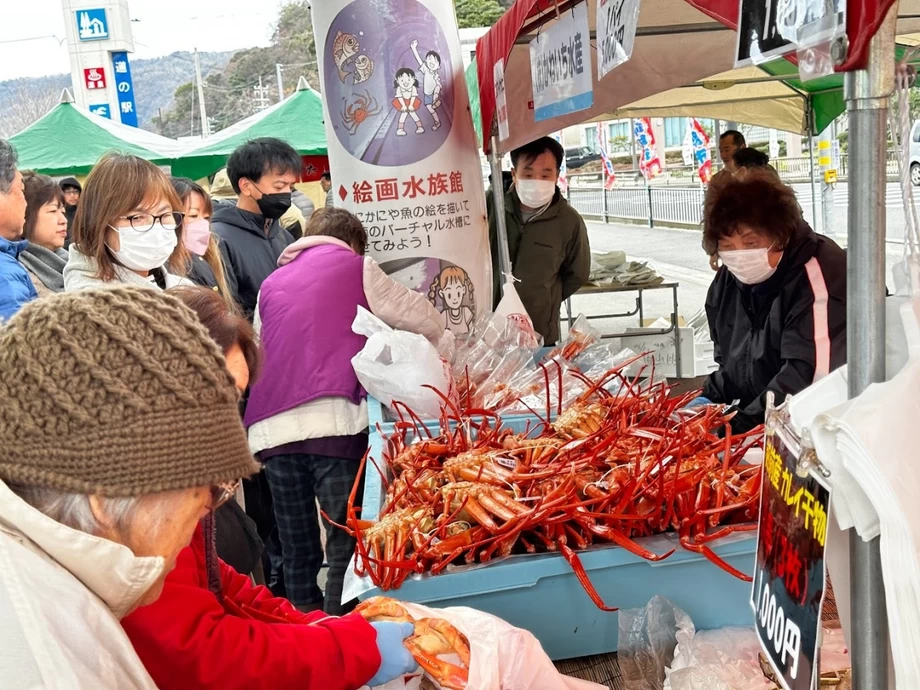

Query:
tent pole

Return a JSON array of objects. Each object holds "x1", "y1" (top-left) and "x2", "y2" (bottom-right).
[
  {"x1": 844, "y1": 4, "x2": 896, "y2": 689},
  {"x1": 808, "y1": 99, "x2": 819, "y2": 232},
  {"x1": 490, "y1": 135, "x2": 513, "y2": 294}
]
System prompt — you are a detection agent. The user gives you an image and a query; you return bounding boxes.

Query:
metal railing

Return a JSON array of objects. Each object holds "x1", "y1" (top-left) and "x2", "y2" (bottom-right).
[{"x1": 566, "y1": 185, "x2": 704, "y2": 228}]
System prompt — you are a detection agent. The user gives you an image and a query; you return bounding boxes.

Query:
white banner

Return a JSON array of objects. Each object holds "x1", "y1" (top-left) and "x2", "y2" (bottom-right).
[
  {"x1": 596, "y1": 0, "x2": 641, "y2": 79},
  {"x1": 313, "y1": 0, "x2": 492, "y2": 333},
  {"x1": 529, "y1": 1, "x2": 593, "y2": 122},
  {"x1": 494, "y1": 58, "x2": 510, "y2": 142}
]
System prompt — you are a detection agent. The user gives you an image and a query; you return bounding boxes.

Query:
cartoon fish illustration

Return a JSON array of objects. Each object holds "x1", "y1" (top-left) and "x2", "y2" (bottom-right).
[
  {"x1": 352, "y1": 54, "x2": 375, "y2": 84},
  {"x1": 333, "y1": 31, "x2": 360, "y2": 82}
]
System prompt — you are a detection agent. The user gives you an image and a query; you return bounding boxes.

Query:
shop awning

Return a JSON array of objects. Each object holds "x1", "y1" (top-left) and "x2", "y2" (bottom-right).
[
  {"x1": 475, "y1": 0, "x2": 920, "y2": 153},
  {"x1": 171, "y1": 76, "x2": 327, "y2": 180},
  {"x1": 9, "y1": 90, "x2": 184, "y2": 176}
]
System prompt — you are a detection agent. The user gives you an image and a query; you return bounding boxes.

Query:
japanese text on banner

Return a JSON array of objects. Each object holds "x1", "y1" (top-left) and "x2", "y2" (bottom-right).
[{"x1": 312, "y1": 0, "x2": 492, "y2": 333}]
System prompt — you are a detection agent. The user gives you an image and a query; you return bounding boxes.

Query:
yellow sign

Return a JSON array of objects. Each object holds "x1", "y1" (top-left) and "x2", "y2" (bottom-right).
[{"x1": 824, "y1": 170, "x2": 837, "y2": 184}]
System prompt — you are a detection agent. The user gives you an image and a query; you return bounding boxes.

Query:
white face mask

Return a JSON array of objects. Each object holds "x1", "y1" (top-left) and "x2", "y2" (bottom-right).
[
  {"x1": 718, "y1": 247, "x2": 781, "y2": 285},
  {"x1": 107, "y1": 221, "x2": 178, "y2": 272},
  {"x1": 515, "y1": 179, "x2": 555, "y2": 209}
]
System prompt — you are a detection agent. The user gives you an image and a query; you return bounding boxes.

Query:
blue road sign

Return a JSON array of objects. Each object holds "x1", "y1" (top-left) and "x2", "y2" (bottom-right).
[
  {"x1": 76, "y1": 8, "x2": 109, "y2": 41},
  {"x1": 111, "y1": 52, "x2": 138, "y2": 128},
  {"x1": 88, "y1": 103, "x2": 111, "y2": 119}
]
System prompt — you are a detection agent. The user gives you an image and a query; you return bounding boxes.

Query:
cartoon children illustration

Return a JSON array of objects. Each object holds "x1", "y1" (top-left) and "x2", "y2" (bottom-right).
[
  {"x1": 410, "y1": 39, "x2": 443, "y2": 131},
  {"x1": 392, "y1": 68, "x2": 424, "y2": 136},
  {"x1": 428, "y1": 266, "x2": 474, "y2": 335}
]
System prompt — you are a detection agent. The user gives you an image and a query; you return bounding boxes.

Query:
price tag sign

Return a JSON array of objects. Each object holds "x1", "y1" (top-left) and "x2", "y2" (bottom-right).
[{"x1": 751, "y1": 425, "x2": 831, "y2": 690}]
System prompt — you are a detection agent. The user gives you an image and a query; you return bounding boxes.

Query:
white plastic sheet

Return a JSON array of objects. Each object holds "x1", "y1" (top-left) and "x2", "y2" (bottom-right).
[
  {"x1": 362, "y1": 602, "x2": 605, "y2": 690},
  {"x1": 663, "y1": 627, "x2": 773, "y2": 690}
]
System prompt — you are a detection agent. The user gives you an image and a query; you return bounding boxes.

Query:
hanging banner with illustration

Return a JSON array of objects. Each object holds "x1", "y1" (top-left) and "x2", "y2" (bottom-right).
[
  {"x1": 494, "y1": 58, "x2": 510, "y2": 142},
  {"x1": 529, "y1": 1, "x2": 593, "y2": 122},
  {"x1": 596, "y1": 122, "x2": 616, "y2": 190},
  {"x1": 313, "y1": 0, "x2": 492, "y2": 333},
  {"x1": 596, "y1": 0, "x2": 641, "y2": 79},
  {"x1": 684, "y1": 118, "x2": 711, "y2": 184},
  {"x1": 634, "y1": 117, "x2": 661, "y2": 180}
]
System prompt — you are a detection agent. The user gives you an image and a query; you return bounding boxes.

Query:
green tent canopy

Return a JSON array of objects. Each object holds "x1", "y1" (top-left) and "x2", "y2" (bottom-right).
[
  {"x1": 171, "y1": 76, "x2": 327, "y2": 179},
  {"x1": 9, "y1": 90, "x2": 184, "y2": 176}
]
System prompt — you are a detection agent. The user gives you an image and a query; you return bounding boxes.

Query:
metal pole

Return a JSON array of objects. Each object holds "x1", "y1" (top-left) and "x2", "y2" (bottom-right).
[
  {"x1": 808, "y1": 131, "x2": 819, "y2": 231},
  {"x1": 193, "y1": 48, "x2": 210, "y2": 138},
  {"x1": 844, "y1": 5, "x2": 896, "y2": 689},
  {"x1": 630, "y1": 119, "x2": 639, "y2": 173},
  {"x1": 819, "y1": 126, "x2": 836, "y2": 237},
  {"x1": 276, "y1": 63, "x2": 285, "y2": 103},
  {"x1": 489, "y1": 135, "x2": 513, "y2": 293}
]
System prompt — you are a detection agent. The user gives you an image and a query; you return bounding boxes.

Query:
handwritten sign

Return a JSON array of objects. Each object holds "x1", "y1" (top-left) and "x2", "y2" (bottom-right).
[
  {"x1": 529, "y1": 1, "x2": 593, "y2": 121},
  {"x1": 736, "y1": 0, "x2": 845, "y2": 67},
  {"x1": 751, "y1": 427, "x2": 830, "y2": 690},
  {"x1": 596, "y1": 0, "x2": 641, "y2": 79}
]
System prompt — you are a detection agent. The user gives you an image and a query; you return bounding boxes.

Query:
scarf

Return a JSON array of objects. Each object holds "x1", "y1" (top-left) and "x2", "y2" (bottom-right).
[{"x1": 19, "y1": 243, "x2": 67, "y2": 292}]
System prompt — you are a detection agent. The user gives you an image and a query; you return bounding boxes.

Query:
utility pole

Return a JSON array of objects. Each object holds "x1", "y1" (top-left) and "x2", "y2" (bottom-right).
[
  {"x1": 253, "y1": 76, "x2": 271, "y2": 113},
  {"x1": 193, "y1": 48, "x2": 210, "y2": 138},
  {"x1": 275, "y1": 63, "x2": 285, "y2": 103}
]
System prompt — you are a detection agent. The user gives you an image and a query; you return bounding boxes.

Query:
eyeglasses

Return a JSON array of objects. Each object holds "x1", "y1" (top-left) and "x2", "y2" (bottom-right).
[
  {"x1": 208, "y1": 478, "x2": 241, "y2": 511},
  {"x1": 118, "y1": 211, "x2": 184, "y2": 233}
]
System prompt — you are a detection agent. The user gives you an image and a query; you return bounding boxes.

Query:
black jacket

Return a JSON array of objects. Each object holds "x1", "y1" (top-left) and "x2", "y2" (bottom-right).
[
  {"x1": 186, "y1": 253, "x2": 219, "y2": 291},
  {"x1": 63, "y1": 205, "x2": 77, "y2": 248},
  {"x1": 702, "y1": 222, "x2": 846, "y2": 433},
  {"x1": 211, "y1": 205, "x2": 293, "y2": 320}
]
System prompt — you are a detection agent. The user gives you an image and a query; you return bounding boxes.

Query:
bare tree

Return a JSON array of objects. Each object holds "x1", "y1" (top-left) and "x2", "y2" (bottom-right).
[{"x1": 0, "y1": 86, "x2": 60, "y2": 138}]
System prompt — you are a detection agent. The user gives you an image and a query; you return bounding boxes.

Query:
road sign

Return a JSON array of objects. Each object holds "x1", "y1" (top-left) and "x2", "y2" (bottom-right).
[
  {"x1": 76, "y1": 8, "x2": 109, "y2": 41},
  {"x1": 88, "y1": 103, "x2": 111, "y2": 119},
  {"x1": 111, "y1": 51, "x2": 138, "y2": 128},
  {"x1": 83, "y1": 67, "x2": 106, "y2": 90},
  {"x1": 735, "y1": 0, "x2": 845, "y2": 67},
  {"x1": 752, "y1": 420, "x2": 830, "y2": 690}
]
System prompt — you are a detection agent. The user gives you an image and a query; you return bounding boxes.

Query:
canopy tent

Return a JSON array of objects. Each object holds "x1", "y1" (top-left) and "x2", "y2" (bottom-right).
[
  {"x1": 171, "y1": 76, "x2": 326, "y2": 179},
  {"x1": 474, "y1": 0, "x2": 920, "y2": 153},
  {"x1": 9, "y1": 90, "x2": 184, "y2": 176}
]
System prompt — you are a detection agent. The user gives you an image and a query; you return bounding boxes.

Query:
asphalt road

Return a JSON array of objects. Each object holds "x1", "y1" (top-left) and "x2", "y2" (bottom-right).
[{"x1": 790, "y1": 181, "x2": 908, "y2": 242}]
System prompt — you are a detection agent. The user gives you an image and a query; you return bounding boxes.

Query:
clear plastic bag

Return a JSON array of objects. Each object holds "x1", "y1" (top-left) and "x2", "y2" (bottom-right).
[
  {"x1": 544, "y1": 314, "x2": 600, "y2": 363},
  {"x1": 351, "y1": 307, "x2": 455, "y2": 419},
  {"x1": 364, "y1": 602, "x2": 606, "y2": 690},
  {"x1": 618, "y1": 595, "x2": 693, "y2": 690},
  {"x1": 663, "y1": 626, "x2": 773, "y2": 690}
]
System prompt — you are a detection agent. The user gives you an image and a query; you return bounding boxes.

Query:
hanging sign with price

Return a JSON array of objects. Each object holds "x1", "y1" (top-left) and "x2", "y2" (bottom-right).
[{"x1": 751, "y1": 419, "x2": 831, "y2": 690}]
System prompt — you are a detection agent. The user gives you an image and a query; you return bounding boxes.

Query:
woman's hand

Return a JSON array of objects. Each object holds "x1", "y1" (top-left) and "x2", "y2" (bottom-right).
[{"x1": 367, "y1": 621, "x2": 418, "y2": 686}]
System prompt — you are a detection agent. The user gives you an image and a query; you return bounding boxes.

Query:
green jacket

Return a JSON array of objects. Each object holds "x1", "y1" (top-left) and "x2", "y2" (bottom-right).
[{"x1": 488, "y1": 188, "x2": 591, "y2": 344}]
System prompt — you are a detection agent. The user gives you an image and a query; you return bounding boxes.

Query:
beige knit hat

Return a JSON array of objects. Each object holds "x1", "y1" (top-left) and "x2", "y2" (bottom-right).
[{"x1": 0, "y1": 287, "x2": 260, "y2": 496}]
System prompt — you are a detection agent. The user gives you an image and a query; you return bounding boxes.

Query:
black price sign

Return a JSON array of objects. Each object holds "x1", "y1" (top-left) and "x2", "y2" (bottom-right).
[
  {"x1": 735, "y1": 0, "x2": 845, "y2": 67},
  {"x1": 750, "y1": 428, "x2": 830, "y2": 690}
]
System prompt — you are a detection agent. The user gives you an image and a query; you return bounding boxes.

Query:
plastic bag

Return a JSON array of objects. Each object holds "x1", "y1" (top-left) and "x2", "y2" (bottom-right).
[
  {"x1": 363, "y1": 601, "x2": 605, "y2": 690},
  {"x1": 351, "y1": 307, "x2": 455, "y2": 419},
  {"x1": 663, "y1": 627, "x2": 774, "y2": 690},
  {"x1": 494, "y1": 277, "x2": 542, "y2": 349},
  {"x1": 618, "y1": 595, "x2": 693, "y2": 690},
  {"x1": 544, "y1": 314, "x2": 599, "y2": 363}
]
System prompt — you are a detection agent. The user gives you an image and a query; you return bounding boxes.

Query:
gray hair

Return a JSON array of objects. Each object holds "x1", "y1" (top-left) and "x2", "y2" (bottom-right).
[
  {"x1": 0, "y1": 140, "x2": 18, "y2": 195},
  {"x1": 8, "y1": 483, "x2": 162, "y2": 537}
]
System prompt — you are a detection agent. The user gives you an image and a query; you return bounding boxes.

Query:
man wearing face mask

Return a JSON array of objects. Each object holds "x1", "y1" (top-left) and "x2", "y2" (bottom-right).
[
  {"x1": 210, "y1": 138, "x2": 301, "y2": 320},
  {"x1": 691, "y1": 170, "x2": 846, "y2": 433},
  {"x1": 488, "y1": 137, "x2": 591, "y2": 344}
]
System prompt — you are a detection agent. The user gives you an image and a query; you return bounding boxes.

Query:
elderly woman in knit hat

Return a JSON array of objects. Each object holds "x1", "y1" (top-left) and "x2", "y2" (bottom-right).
[{"x1": 0, "y1": 286, "x2": 260, "y2": 687}]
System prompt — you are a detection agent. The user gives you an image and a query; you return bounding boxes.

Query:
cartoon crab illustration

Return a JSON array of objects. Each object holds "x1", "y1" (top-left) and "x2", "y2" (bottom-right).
[{"x1": 342, "y1": 91, "x2": 382, "y2": 135}]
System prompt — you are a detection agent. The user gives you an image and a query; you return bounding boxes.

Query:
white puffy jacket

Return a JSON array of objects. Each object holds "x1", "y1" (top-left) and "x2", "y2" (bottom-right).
[
  {"x1": 0, "y1": 479, "x2": 163, "y2": 688},
  {"x1": 248, "y1": 235, "x2": 446, "y2": 454}
]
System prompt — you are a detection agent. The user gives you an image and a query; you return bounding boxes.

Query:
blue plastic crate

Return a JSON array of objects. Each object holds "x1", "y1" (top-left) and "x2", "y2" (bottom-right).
[{"x1": 360, "y1": 398, "x2": 757, "y2": 660}]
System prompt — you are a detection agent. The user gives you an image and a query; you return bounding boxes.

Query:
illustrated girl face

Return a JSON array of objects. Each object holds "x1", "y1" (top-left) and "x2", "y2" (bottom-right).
[
  {"x1": 440, "y1": 276, "x2": 466, "y2": 309},
  {"x1": 397, "y1": 71, "x2": 414, "y2": 89},
  {"x1": 425, "y1": 53, "x2": 441, "y2": 71}
]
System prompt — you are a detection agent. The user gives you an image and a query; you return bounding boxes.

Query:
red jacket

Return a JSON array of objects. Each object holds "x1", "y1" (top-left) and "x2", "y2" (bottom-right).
[{"x1": 122, "y1": 524, "x2": 380, "y2": 690}]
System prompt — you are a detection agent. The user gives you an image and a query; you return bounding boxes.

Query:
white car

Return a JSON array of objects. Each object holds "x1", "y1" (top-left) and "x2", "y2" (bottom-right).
[{"x1": 912, "y1": 120, "x2": 920, "y2": 185}]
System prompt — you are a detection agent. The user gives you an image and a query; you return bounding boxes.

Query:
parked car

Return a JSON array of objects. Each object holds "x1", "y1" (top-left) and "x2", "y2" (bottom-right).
[
  {"x1": 565, "y1": 146, "x2": 601, "y2": 170},
  {"x1": 911, "y1": 120, "x2": 920, "y2": 185}
]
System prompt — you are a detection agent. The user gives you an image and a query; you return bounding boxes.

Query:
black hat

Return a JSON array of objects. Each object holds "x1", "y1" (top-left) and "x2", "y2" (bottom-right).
[{"x1": 59, "y1": 177, "x2": 82, "y2": 193}]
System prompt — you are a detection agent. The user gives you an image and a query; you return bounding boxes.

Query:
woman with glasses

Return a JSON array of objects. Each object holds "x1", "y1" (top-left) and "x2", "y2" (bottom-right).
[
  {"x1": 121, "y1": 285, "x2": 416, "y2": 690},
  {"x1": 63, "y1": 153, "x2": 192, "y2": 292},
  {"x1": 0, "y1": 287, "x2": 260, "y2": 687}
]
